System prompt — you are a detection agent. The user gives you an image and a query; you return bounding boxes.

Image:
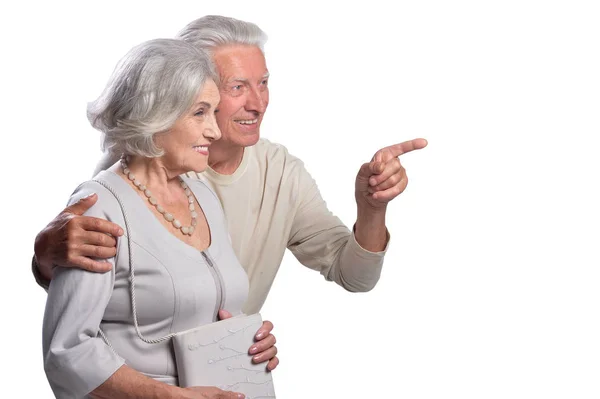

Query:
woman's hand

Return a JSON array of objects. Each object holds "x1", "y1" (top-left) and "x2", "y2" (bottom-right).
[
  {"x1": 89, "y1": 365, "x2": 244, "y2": 399},
  {"x1": 218, "y1": 310, "x2": 279, "y2": 371},
  {"x1": 181, "y1": 386, "x2": 245, "y2": 399}
]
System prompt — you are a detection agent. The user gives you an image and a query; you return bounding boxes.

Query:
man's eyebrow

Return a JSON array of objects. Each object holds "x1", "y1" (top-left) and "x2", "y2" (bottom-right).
[
  {"x1": 228, "y1": 78, "x2": 249, "y2": 84},
  {"x1": 225, "y1": 72, "x2": 270, "y2": 84}
]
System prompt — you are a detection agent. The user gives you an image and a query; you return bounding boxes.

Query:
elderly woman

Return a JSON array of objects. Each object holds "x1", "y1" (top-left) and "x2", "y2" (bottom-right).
[{"x1": 42, "y1": 38, "x2": 270, "y2": 399}]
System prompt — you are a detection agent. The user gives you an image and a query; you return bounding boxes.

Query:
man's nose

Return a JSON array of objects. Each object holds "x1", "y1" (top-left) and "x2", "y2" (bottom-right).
[{"x1": 245, "y1": 87, "x2": 267, "y2": 114}]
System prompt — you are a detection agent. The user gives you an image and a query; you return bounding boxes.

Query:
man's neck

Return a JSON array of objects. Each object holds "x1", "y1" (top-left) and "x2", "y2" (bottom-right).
[{"x1": 208, "y1": 141, "x2": 246, "y2": 175}]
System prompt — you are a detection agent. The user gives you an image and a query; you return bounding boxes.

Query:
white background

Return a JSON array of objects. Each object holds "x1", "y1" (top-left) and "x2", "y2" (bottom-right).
[{"x1": 1, "y1": 0, "x2": 599, "y2": 398}]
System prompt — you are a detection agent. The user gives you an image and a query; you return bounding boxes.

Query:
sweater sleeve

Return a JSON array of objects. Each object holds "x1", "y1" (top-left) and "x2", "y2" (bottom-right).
[
  {"x1": 42, "y1": 182, "x2": 126, "y2": 399},
  {"x1": 286, "y1": 157, "x2": 390, "y2": 292}
]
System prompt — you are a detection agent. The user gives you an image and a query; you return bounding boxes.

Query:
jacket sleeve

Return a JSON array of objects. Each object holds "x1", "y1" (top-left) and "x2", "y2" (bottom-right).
[
  {"x1": 42, "y1": 183, "x2": 126, "y2": 399},
  {"x1": 286, "y1": 158, "x2": 390, "y2": 292}
]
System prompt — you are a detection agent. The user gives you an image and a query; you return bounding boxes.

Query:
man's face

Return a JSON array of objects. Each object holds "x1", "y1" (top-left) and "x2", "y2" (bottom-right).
[{"x1": 212, "y1": 44, "x2": 269, "y2": 148}]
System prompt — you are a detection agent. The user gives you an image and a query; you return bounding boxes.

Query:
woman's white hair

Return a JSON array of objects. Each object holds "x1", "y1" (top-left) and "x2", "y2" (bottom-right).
[
  {"x1": 176, "y1": 15, "x2": 268, "y2": 55},
  {"x1": 87, "y1": 38, "x2": 216, "y2": 157}
]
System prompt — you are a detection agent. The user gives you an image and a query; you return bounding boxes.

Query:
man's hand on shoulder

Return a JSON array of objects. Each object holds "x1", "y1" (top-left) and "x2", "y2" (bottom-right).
[{"x1": 34, "y1": 193, "x2": 123, "y2": 280}]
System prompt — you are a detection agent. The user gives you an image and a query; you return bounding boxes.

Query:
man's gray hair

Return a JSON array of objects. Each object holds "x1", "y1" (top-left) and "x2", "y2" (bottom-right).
[
  {"x1": 176, "y1": 15, "x2": 268, "y2": 54},
  {"x1": 87, "y1": 38, "x2": 217, "y2": 157}
]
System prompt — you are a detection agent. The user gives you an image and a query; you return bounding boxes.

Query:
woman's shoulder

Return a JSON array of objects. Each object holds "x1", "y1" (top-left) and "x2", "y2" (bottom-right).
[
  {"x1": 182, "y1": 175, "x2": 219, "y2": 202},
  {"x1": 181, "y1": 175, "x2": 227, "y2": 219},
  {"x1": 67, "y1": 172, "x2": 126, "y2": 222}
]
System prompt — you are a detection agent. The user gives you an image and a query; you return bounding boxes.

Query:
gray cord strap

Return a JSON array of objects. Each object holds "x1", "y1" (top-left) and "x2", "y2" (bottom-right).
[
  {"x1": 93, "y1": 178, "x2": 175, "y2": 344},
  {"x1": 98, "y1": 329, "x2": 116, "y2": 352}
]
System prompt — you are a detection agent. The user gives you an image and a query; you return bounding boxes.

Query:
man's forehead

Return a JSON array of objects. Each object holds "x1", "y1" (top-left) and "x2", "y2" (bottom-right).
[{"x1": 213, "y1": 45, "x2": 268, "y2": 77}]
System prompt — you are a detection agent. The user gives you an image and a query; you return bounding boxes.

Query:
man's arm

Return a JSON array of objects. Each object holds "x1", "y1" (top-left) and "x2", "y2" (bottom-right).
[
  {"x1": 352, "y1": 137, "x2": 428, "y2": 259},
  {"x1": 32, "y1": 151, "x2": 124, "y2": 285},
  {"x1": 287, "y1": 138, "x2": 427, "y2": 292},
  {"x1": 354, "y1": 205, "x2": 388, "y2": 252},
  {"x1": 33, "y1": 193, "x2": 123, "y2": 283},
  {"x1": 286, "y1": 163, "x2": 389, "y2": 293},
  {"x1": 352, "y1": 139, "x2": 428, "y2": 251}
]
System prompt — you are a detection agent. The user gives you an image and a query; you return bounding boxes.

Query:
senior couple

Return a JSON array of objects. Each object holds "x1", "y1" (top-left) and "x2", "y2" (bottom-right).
[{"x1": 34, "y1": 15, "x2": 427, "y2": 399}]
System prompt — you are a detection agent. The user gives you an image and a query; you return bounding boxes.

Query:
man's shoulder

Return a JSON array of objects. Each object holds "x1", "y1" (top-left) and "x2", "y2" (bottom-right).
[
  {"x1": 254, "y1": 138, "x2": 304, "y2": 166},
  {"x1": 254, "y1": 137, "x2": 286, "y2": 155}
]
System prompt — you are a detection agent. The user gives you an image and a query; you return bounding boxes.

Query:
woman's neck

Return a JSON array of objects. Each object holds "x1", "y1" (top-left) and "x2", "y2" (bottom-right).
[{"x1": 112, "y1": 155, "x2": 185, "y2": 204}]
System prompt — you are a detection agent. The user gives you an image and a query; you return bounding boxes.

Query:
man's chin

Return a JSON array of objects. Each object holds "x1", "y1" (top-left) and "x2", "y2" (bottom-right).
[{"x1": 237, "y1": 131, "x2": 260, "y2": 147}]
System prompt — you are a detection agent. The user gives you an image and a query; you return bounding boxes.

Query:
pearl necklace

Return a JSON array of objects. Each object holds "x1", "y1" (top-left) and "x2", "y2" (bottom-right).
[{"x1": 120, "y1": 155, "x2": 197, "y2": 236}]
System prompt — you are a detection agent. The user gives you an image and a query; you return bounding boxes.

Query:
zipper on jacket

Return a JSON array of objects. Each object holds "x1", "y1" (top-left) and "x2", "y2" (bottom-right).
[{"x1": 202, "y1": 251, "x2": 225, "y2": 322}]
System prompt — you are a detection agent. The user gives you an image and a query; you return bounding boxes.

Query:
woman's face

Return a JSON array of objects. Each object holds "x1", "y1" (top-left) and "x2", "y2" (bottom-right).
[{"x1": 155, "y1": 79, "x2": 221, "y2": 174}]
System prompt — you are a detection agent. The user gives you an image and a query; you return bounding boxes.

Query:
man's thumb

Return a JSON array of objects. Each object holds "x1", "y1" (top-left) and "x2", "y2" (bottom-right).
[
  {"x1": 65, "y1": 193, "x2": 98, "y2": 215},
  {"x1": 370, "y1": 161, "x2": 385, "y2": 175},
  {"x1": 358, "y1": 161, "x2": 385, "y2": 178},
  {"x1": 358, "y1": 162, "x2": 372, "y2": 177}
]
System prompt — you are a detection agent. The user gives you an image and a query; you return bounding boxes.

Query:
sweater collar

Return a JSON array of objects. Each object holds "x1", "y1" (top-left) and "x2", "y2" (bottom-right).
[{"x1": 204, "y1": 144, "x2": 252, "y2": 186}]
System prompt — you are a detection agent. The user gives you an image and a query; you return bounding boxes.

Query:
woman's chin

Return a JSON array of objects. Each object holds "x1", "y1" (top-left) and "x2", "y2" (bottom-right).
[{"x1": 189, "y1": 162, "x2": 209, "y2": 174}]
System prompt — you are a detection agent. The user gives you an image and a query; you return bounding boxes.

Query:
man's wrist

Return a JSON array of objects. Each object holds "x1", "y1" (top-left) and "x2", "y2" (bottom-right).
[
  {"x1": 32, "y1": 255, "x2": 51, "y2": 289},
  {"x1": 355, "y1": 204, "x2": 388, "y2": 252},
  {"x1": 33, "y1": 229, "x2": 54, "y2": 279},
  {"x1": 356, "y1": 201, "x2": 387, "y2": 223}
]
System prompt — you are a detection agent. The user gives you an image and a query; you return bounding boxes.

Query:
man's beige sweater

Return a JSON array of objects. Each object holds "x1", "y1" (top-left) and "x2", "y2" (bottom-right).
[{"x1": 188, "y1": 139, "x2": 389, "y2": 313}]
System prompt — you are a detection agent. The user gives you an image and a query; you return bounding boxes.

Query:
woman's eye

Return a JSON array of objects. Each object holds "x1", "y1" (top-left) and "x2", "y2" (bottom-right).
[{"x1": 195, "y1": 109, "x2": 205, "y2": 116}]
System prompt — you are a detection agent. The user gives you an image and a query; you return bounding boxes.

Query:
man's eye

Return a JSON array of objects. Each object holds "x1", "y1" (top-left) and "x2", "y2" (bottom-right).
[
  {"x1": 232, "y1": 85, "x2": 242, "y2": 91},
  {"x1": 261, "y1": 79, "x2": 268, "y2": 85}
]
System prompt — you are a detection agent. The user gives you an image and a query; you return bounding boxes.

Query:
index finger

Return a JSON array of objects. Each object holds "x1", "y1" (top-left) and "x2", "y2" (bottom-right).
[
  {"x1": 385, "y1": 138, "x2": 428, "y2": 157},
  {"x1": 80, "y1": 216, "x2": 124, "y2": 237}
]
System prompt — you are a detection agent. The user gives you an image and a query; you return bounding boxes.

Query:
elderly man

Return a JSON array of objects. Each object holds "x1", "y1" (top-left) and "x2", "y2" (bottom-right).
[{"x1": 34, "y1": 16, "x2": 426, "y2": 320}]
